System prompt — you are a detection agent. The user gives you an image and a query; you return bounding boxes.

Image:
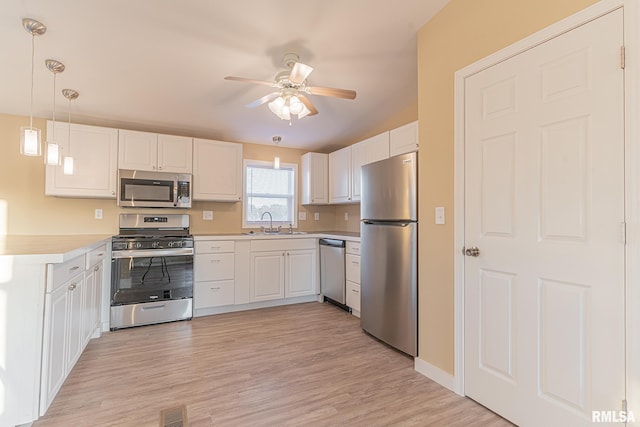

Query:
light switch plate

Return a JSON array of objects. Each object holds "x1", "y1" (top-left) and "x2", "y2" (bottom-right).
[
  {"x1": 203, "y1": 210, "x2": 213, "y2": 220},
  {"x1": 344, "y1": 212, "x2": 349, "y2": 221},
  {"x1": 299, "y1": 212, "x2": 307, "y2": 221},
  {"x1": 94, "y1": 209, "x2": 103, "y2": 220},
  {"x1": 435, "y1": 207, "x2": 445, "y2": 225},
  {"x1": 314, "y1": 212, "x2": 320, "y2": 221}
]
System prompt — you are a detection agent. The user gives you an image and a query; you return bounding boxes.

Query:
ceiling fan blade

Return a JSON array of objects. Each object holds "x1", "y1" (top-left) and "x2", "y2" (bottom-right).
[
  {"x1": 298, "y1": 94, "x2": 319, "y2": 116},
  {"x1": 245, "y1": 92, "x2": 281, "y2": 108},
  {"x1": 224, "y1": 76, "x2": 276, "y2": 87},
  {"x1": 289, "y1": 62, "x2": 314, "y2": 84},
  {"x1": 306, "y1": 85, "x2": 356, "y2": 100}
]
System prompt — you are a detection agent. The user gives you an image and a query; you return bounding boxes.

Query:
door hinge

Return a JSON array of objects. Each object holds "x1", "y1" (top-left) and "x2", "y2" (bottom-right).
[
  {"x1": 621, "y1": 46, "x2": 626, "y2": 69},
  {"x1": 621, "y1": 222, "x2": 627, "y2": 244}
]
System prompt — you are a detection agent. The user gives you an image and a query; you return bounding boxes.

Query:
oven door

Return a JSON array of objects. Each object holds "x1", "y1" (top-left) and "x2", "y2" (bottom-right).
[{"x1": 111, "y1": 248, "x2": 193, "y2": 305}]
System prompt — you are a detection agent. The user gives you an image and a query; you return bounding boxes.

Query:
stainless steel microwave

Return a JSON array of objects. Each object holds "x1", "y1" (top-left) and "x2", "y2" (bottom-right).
[{"x1": 117, "y1": 170, "x2": 192, "y2": 208}]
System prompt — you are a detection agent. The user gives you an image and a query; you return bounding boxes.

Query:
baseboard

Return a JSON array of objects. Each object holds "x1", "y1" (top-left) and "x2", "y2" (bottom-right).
[{"x1": 414, "y1": 357, "x2": 458, "y2": 394}]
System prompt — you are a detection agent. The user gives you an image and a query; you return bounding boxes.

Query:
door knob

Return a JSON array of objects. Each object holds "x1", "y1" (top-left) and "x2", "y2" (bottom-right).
[{"x1": 463, "y1": 246, "x2": 480, "y2": 257}]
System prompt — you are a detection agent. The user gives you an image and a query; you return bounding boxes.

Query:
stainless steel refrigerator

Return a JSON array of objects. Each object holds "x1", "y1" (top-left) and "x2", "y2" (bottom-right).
[{"x1": 360, "y1": 152, "x2": 417, "y2": 356}]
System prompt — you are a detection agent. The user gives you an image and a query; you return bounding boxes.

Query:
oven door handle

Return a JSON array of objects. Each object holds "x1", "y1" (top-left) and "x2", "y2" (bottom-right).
[{"x1": 112, "y1": 248, "x2": 194, "y2": 259}]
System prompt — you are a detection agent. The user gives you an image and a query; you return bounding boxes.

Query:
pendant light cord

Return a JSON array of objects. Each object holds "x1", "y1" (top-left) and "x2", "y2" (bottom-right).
[
  {"x1": 29, "y1": 34, "x2": 35, "y2": 130},
  {"x1": 52, "y1": 73, "x2": 56, "y2": 140}
]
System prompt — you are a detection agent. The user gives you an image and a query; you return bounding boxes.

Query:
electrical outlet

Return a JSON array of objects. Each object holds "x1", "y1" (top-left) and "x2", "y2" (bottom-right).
[
  {"x1": 203, "y1": 210, "x2": 213, "y2": 220},
  {"x1": 344, "y1": 212, "x2": 349, "y2": 221},
  {"x1": 94, "y1": 209, "x2": 103, "y2": 220},
  {"x1": 299, "y1": 212, "x2": 307, "y2": 221},
  {"x1": 314, "y1": 212, "x2": 320, "y2": 221}
]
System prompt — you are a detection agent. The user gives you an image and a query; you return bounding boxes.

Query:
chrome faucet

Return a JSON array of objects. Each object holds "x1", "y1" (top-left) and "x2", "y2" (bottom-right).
[{"x1": 261, "y1": 211, "x2": 274, "y2": 232}]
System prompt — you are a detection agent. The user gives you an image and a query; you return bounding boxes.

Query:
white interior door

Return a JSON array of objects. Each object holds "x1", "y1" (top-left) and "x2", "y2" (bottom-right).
[{"x1": 464, "y1": 9, "x2": 625, "y2": 426}]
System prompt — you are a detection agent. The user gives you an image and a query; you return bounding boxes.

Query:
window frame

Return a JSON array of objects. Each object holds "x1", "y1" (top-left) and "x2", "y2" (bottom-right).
[{"x1": 242, "y1": 159, "x2": 298, "y2": 229}]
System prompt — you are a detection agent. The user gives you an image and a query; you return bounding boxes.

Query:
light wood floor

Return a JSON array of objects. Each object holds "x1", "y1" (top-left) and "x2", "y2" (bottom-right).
[{"x1": 34, "y1": 302, "x2": 512, "y2": 427}]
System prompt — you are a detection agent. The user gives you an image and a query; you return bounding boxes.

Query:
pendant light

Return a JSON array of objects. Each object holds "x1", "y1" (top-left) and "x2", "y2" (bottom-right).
[
  {"x1": 272, "y1": 136, "x2": 281, "y2": 169},
  {"x1": 44, "y1": 59, "x2": 65, "y2": 165},
  {"x1": 62, "y1": 89, "x2": 78, "y2": 175},
  {"x1": 20, "y1": 18, "x2": 47, "y2": 156}
]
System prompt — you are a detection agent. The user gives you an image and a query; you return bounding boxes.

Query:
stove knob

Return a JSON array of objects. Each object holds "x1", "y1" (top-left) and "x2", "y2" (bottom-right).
[
  {"x1": 175, "y1": 241, "x2": 183, "y2": 248},
  {"x1": 134, "y1": 242, "x2": 143, "y2": 249},
  {"x1": 168, "y1": 241, "x2": 174, "y2": 248},
  {"x1": 152, "y1": 241, "x2": 160, "y2": 248}
]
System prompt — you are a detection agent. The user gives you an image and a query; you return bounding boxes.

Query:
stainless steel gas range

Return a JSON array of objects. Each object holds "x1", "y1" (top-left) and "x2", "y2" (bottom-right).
[{"x1": 110, "y1": 214, "x2": 193, "y2": 330}]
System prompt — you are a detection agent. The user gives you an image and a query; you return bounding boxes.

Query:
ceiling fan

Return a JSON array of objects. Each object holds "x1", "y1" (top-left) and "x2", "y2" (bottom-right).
[{"x1": 224, "y1": 53, "x2": 357, "y2": 121}]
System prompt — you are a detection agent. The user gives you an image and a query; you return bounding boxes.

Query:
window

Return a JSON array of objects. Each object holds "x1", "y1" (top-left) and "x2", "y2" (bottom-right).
[{"x1": 243, "y1": 159, "x2": 298, "y2": 229}]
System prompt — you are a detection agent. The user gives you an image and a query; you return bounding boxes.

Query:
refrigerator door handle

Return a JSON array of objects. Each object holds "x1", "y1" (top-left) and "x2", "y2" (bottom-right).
[{"x1": 362, "y1": 220, "x2": 412, "y2": 227}]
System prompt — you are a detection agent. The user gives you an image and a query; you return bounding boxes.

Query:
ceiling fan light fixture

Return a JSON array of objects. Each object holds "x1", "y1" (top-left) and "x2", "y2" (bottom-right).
[{"x1": 289, "y1": 96, "x2": 304, "y2": 115}]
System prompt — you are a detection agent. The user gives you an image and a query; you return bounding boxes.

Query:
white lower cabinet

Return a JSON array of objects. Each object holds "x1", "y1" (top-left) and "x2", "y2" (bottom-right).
[
  {"x1": 345, "y1": 241, "x2": 361, "y2": 317},
  {"x1": 250, "y1": 239, "x2": 318, "y2": 303},
  {"x1": 41, "y1": 268, "x2": 86, "y2": 415},
  {"x1": 40, "y1": 245, "x2": 107, "y2": 416},
  {"x1": 194, "y1": 240, "x2": 236, "y2": 309}
]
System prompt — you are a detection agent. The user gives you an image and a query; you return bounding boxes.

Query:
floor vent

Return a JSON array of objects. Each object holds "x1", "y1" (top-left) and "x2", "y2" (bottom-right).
[{"x1": 160, "y1": 405, "x2": 188, "y2": 427}]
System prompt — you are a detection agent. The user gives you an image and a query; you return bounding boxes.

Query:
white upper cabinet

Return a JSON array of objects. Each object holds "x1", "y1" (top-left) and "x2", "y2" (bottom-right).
[
  {"x1": 45, "y1": 121, "x2": 118, "y2": 198},
  {"x1": 329, "y1": 145, "x2": 352, "y2": 204},
  {"x1": 118, "y1": 129, "x2": 193, "y2": 173},
  {"x1": 301, "y1": 152, "x2": 328, "y2": 205},
  {"x1": 350, "y1": 132, "x2": 389, "y2": 202},
  {"x1": 192, "y1": 138, "x2": 243, "y2": 202},
  {"x1": 389, "y1": 120, "x2": 419, "y2": 157}
]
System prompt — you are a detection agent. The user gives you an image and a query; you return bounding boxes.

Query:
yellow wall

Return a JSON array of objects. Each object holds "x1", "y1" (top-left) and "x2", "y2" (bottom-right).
[{"x1": 416, "y1": 0, "x2": 599, "y2": 374}]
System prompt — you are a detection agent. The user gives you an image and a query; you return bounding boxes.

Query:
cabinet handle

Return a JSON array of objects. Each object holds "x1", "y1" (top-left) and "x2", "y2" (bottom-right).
[
  {"x1": 94, "y1": 266, "x2": 100, "y2": 272},
  {"x1": 68, "y1": 283, "x2": 77, "y2": 291},
  {"x1": 152, "y1": 165, "x2": 157, "y2": 170},
  {"x1": 210, "y1": 259, "x2": 221, "y2": 263},
  {"x1": 351, "y1": 289, "x2": 359, "y2": 293},
  {"x1": 70, "y1": 265, "x2": 80, "y2": 271},
  {"x1": 210, "y1": 287, "x2": 221, "y2": 291},
  {"x1": 111, "y1": 191, "x2": 116, "y2": 196},
  {"x1": 158, "y1": 166, "x2": 163, "y2": 170},
  {"x1": 351, "y1": 260, "x2": 359, "y2": 265},
  {"x1": 97, "y1": 253, "x2": 104, "y2": 257},
  {"x1": 211, "y1": 246, "x2": 221, "y2": 250}
]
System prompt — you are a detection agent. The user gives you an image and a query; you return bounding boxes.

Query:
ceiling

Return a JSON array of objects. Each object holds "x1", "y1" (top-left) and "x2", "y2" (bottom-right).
[{"x1": 1, "y1": 0, "x2": 449, "y2": 152}]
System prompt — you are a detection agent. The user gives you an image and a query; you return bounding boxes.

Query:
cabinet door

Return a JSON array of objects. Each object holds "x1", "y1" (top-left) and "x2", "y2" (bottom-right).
[
  {"x1": 285, "y1": 249, "x2": 317, "y2": 298},
  {"x1": 157, "y1": 134, "x2": 193, "y2": 173},
  {"x1": 41, "y1": 284, "x2": 69, "y2": 415},
  {"x1": 194, "y1": 280, "x2": 235, "y2": 308},
  {"x1": 118, "y1": 129, "x2": 157, "y2": 171},
  {"x1": 194, "y1": 253, "x2": 235, "y2": 282},
  {"x1": 45, "y1": 122, "x2": 118, "y2": 198},
  {"x1": 250, "y1": 251, "x2": 285, "y2": 301},
  {"x1": 193, "y1": 138, "x2": 243, "y2": 201},
  {"x1": 364, "y1": 132, "x2": 390, "y2": 164},
  {"x1": 66, "y1": 274, "x2": 85, "y2": 372},
  {"x1": 329, "y1": 146, "x2": 352, "y2": 204},
  {"x1": 301, "y1": 152, "x2": 328, "y2": 205},
  {"x1": 346, "y1": 281, "x2": 361, "y2": 313},
  {"x1": 351, "y1": 142, "x2": 367, "y2": 202},
  {"x1": 82, "y1": 268, "x2": 95, "y2": 348},
  {"x1": 389, "y1": 121, "x2": 418, "y2": 156}
]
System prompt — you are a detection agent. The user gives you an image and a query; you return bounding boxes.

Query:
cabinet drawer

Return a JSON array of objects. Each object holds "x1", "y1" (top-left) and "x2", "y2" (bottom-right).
[
  {"x1": 251, "y1": 238, "x2": 316, "y2": 252},
  {"x1": 195, "y1": 240, "x2": 235, "y2": 254},
  {"x1": 346, "y1": 241, "x2": 360, "y2": 255},
  {"x1": 49, "y1": 255, "x2": 85, "y2": 292},
  {"x1": 194, "y1": 280, "x2": 235, "y2": 309},
  {"x1": 86, "y1": 244, "x2": 108, "y2": 269},
  {"x1": 346, "y1": 281, "x2": 360, "y2": 311},
  {"x1": 346, "y1": 254, "x2": 361, "y2": 284},
  {"x1": 194, "y1": 253, "x2": 235, "y2": 281}
]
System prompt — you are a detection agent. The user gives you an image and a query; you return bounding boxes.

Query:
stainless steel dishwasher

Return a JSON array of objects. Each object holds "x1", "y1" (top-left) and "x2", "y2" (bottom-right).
[{"x1": 319, "y1": 238, "x2": 346, "y2": 305}]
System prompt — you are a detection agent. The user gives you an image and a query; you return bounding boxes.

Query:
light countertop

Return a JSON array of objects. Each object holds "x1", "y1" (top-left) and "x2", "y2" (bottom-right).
[
  {"x1": 194, "y1": 231, "x2": 360, "y2": 241},
  {"x1": 0, "y1": 235, "x2": 112, "y2": 263}
]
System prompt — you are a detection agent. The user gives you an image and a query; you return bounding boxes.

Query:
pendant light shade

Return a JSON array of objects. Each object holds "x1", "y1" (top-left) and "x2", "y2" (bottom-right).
[
  {"x1": 20, "y1": 18, "x2": 46, "y2": 157},
  {"x1": 62, "y1": 89, "x2": 79, "y2": 175},
  {"x1": 45, "y1": 59, "x2": 65, "y2": 166}
]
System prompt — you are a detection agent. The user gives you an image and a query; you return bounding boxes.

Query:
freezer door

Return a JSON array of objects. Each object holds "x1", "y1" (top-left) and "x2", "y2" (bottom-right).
[
  {"x1": 361, "y1": 152, "x2": 417, "y2": 221},
  {"x1": 360, "y1": 221, "x2": 417, "y2": 356}
]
